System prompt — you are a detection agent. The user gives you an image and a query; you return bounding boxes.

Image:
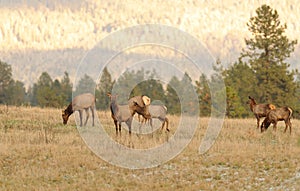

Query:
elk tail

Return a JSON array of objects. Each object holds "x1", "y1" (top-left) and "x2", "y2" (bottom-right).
[{"x1": 288, "y1": 107, "x2": 293, "y2": 119}]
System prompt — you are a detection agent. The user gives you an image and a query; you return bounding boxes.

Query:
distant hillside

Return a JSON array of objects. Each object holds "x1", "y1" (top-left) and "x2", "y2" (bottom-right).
[{"x1": 0, "y1": 0, "x2": 299, "y2": 87}]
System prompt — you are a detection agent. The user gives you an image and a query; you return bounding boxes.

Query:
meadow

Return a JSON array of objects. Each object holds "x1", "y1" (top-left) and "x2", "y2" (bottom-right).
[{"x1": 0, "y1": 105, "x2": 300, "y2": 190}]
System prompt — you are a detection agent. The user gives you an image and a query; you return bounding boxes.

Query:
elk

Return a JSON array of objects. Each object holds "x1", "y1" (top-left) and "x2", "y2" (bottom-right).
[
  {"x1": 108, "y1": 93, "x2": 152, "y2": 135},
  {"x1": 128, "y1": 95, "x2": 151, "y2": 120},
  {"x1": 108, "y1": 93, "x2": 134, "y2": 135},
  {"x1": 248, "y1": 96, "x2": 276, "y2": 128},
  {"x1": 62, "y1": 93, "x2": 95, "y2": 126},
  {"x1": 138, "y1": 105, "x2": 169, "y2": 132},
  {"x1": 261, "y1": 107, "x2": 293, "y2": 134}
]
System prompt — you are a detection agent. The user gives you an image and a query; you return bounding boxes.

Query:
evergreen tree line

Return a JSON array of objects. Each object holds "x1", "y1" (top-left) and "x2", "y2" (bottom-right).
[
  {"x1": 1, "y1": 60, "x2": 299, "y2": 118},
  {"x1": 0, "y1": 62, "x2": 196, "y2": 114},
  {"x1": 0, "y1": 5, "x2": 299, "y2": 118}
]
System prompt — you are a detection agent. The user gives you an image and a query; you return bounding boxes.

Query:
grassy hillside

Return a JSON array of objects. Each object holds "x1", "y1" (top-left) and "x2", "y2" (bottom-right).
[{"x1": 0, "y1": 106, "x2": 300, "y2": 190}]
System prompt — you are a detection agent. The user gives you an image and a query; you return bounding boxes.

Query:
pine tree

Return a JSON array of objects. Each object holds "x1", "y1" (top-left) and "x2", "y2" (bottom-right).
[
  {"x1": 180, "y1": 72, "x2": 198, "y2": 115},
  {"x1": 129, "y1": 69, "x2": 165, "y2": 102},
  {"x1": 223, "y1": 61, "x2": 257, "y2": 117},
  {"x1": 113, "y1": 69, "x2": 145, "y2": 104},
  {"x1": 294, "y1": 74, "x2": 300, "y2": 118},
  {"x1": 60, "y1": 72, "x2": 72, "y2": 105},
  {"x1": 225, "y1": 86, "x2": 247, "y2": 118},
  {"x1": 52, "y1": 79, "x2": 65, "y2": 107},
  {"x1": 96, "y1": 67, "x2": 114, "y2": 110},
  {"x1": 196, "y1": 74, "x2": 211, "y2": 116},
  {"x1": 7, "y1": 80, "x2": 26, "y2": 106},
  {"x1": 0, "y1": 60, "x2": 13, "y2": 104},
  {"x1": 241, "y1": 4, "x2": 297, "y2": 106},
  {"x1": 165, "y1": 76, "x2": 181, "y2": 114},
  {"x1": 35, "y1": 72, "x2": 55, "y2": 107},
  {"x1": 74, "y1": 74, "x2": 96, "y2": 96}
]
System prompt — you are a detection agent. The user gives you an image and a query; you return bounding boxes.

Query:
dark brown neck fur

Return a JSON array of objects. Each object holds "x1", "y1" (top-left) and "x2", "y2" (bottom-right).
[
  {"x1": 110, "y1": 97, "x2": 119, "y2": 115},
  {"x1": 65, "y1": 102, "x2": 73, "y2": 116},
  {"x1": 249, "y1": 99, "x2": 256, "y2": 112}
]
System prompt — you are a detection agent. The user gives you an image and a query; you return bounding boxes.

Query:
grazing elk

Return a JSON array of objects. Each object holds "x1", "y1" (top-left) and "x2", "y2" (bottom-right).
[
  {"x1": 138, "y1": 105, "x2": 170, "y2": 132},
  {"x1": 248, "y1": 96, "x2": 276, "y2": 128},
  {"x1": 108, "y1": 93, "x2": 133, "y2": 135},
  {"x1": 261, "y1": 107, "x2": 293, "y2": 134},
  {"x1": 62, "y1": 93, "x2": 95, "y2": 126},
  {"x1": 128, "y1": 95, "x2": 151, "y2": 120}
]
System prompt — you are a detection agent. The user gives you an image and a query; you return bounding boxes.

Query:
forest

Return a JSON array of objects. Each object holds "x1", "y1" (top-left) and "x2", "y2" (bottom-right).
[{"x1": 0, "y1": 5, "x2": 299, "y2": 118}]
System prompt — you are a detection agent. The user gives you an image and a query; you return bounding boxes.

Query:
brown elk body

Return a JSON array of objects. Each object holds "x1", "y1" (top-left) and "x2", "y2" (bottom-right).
[
  {"x1": 248, "y1": 96, "x2": 276, "y2": 128},
  {"x1": 62, "y1": 93, "x2": 95, "y2": 126},
  {"x1": 261, "y1": 107, "x2": 293, "y2": 134},
  {"x1": 128, "y1": 95, "x2": 151, "y2": 120}
]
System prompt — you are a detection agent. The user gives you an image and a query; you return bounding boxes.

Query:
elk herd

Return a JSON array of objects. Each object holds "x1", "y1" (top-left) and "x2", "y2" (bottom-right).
[
  {"x1": 61, "y1": 93, "x2": 294, "y2": 136},
  {"x1": 62, "y1": 93, "x2": 169, "y2": 136},
  {"x1": 248, "y1": 96, "x2": 293, "y2": 134}
]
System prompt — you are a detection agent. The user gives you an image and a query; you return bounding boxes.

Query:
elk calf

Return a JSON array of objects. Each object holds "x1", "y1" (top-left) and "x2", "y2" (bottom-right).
[
  {"x1": 139, "y1": 105, "x2": 169, "y2": 132},
  {"x1": 261, "y1": 107, "x2": 293, "y2": 134},
  {"x1": 248, "y1": 96, "x2": 276, "y2": 128}
]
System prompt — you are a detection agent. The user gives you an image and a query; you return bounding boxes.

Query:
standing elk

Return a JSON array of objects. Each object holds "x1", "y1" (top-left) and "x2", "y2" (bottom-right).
[
  {"x1": 108, "y1": 93, "x2": 151, "y2": 135},
  {"x1": 108, "y1": 93, "x2": 133, "y2": 135},
  {"x1": 248, "y1": 96, "x2": 276, "y2": 128},
  {"x1": 62, "y1": 93, "x2": 95, "y2": 126},
  {"x1": 138, "y1": 105, "x2": 170, "y2": 132},
  {"x1": 261, "y1": 107, "x2": 293, "y2": 134}
]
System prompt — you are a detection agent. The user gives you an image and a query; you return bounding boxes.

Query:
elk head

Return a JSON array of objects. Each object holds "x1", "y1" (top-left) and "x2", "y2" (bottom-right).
[{"x1": 62, "y1": 110, "x2": 70, "y2": 125}]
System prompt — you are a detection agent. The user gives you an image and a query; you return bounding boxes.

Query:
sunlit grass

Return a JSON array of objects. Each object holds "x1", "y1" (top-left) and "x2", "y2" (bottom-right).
[{"x1": 0, "y1": 105, "x2": 300, "y2": 190}]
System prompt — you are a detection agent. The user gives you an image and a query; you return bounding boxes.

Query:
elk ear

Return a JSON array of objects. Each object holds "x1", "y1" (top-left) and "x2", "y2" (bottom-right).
[
  {"x1": 62, "y1": 110, "x2": 64, "y2": 114},
  {"x1": 248, "y1": 96, "x2": 252, "y2": 99},
  {"x1": 107, "y1": 93, "x2": 111, "y2": 97}
]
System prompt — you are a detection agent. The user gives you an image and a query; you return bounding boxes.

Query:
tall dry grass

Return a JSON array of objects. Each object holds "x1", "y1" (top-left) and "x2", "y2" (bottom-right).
[{"x1": 0, "y1": 105, "x2": 300, "y2": 190}]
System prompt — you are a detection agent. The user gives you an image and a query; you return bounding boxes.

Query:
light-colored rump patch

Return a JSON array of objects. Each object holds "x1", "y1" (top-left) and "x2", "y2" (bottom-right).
[
  {"x1": 142, "y1": 96, "x2": 151, "y2": 106},
  {"x1": 288, "y1": 107, "x2": 293, "y2": 118},
  {"x1": 163, "y1": 105, "x2": 167, "y2": 111},
  {"x1": 269, "y1": 104, "x2": 276, "y2": 110}
]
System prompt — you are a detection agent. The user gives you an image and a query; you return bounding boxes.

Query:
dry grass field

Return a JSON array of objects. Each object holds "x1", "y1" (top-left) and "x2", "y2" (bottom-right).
[{"x1": 1, "y1": 105, "x2": 300, "y2": 190}]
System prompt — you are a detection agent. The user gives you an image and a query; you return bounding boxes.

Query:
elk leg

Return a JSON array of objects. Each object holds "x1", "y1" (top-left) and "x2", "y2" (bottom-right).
[
  {"x1": 84, "y1": 108, "x2": 89, "y2": 126},
  {"x1": 256, "y1": 117, "x2": 260, "y2": 129},
  {"x1": 91, "y1": 107, "x2": 95, "y2": 126},
  {"x1": 158, "y1": 117, "x2": 164, "y2": 130},
  {"x1": 118, "y1": 123, "x2": 122, "y2": 135},
  {"x1": 114, "y1": 120, "x2": 118, "y2": 134},
  {"x1": 159, "y1": 117, "x2": 170, "y2": 132},
  {"x1": 285, "y1": 119, "x2": 292, "y2": 134},
  {"x1": 128, "y1": 125, "x2": 132, "y2": 135},
  {"x1": 149, "y1": 118, "x2": 153, "y2": 132},
  {"x1": 261, "y1": 125, "x2": 265, "y2": 133},
  {"x1": 165, "y1": 117, "x2": 169, "y2": 132},
  {"x1": 149, "y1": 118, "x2": 154, "y2": 138},
  {"x1": 161, "y1": 121, "x2": 165, "y2": 130},
  {"x1": 79, "y1": 110, "x2": 83, "y2": 126},
  {"x1": 126, "y1": 118, "x2": 133, "y2": 135},
  {"x1": 284, "y1": 120, "x2": 288, "y2": 133},
  {"x1": 137, "y1": 116, "x2": 145, "y2": 135}
]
